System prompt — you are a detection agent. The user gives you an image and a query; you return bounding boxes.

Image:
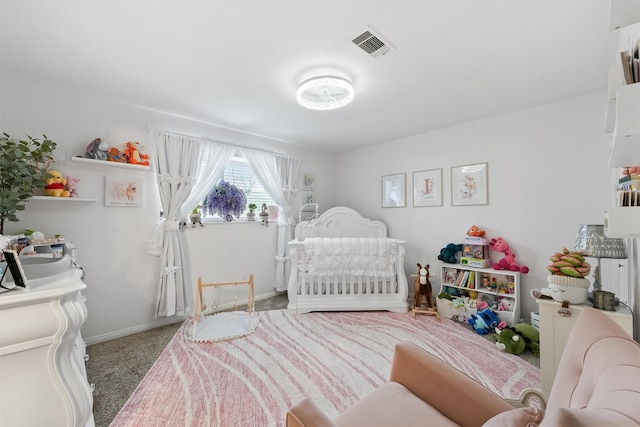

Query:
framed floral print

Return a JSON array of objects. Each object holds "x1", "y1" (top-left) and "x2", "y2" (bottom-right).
[{"x1": 451, "y1": 163, "x2": 488, "y2": 206}]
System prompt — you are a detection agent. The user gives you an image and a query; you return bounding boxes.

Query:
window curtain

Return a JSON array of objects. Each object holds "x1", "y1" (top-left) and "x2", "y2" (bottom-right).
[
  {"x1": 239, "y1": 148, "x2": 301, "y2": 291},
  {"x1": 146, "y1": 130, "x2": 235, "y2": 317}
]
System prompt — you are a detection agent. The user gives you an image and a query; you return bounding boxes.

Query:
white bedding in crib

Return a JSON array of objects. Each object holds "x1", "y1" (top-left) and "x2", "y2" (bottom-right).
[{"x1": 303, "y1": 237, "x2": 396, "y2": 277}]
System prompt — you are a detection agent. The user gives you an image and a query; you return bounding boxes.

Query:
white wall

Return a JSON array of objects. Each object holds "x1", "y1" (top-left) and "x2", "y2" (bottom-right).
[
  {"x1": 335, "y1": 92, "x2": 615, "y2": 323},
  {"x1": 0, "y1": 74, "x2": 336, "y2": 343}
]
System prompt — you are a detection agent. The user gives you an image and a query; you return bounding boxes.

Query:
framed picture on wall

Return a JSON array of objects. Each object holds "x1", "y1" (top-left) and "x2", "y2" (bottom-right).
[
  {"x1": 381, "y1": 173, "x2": 406, "y2": 208},
  {"x1": 303, "y1": 172, "x2": 315, "y2": 190},
  {"x1": 413, "y1": 169, "x2": 443, "y2": 207},
  {"x1": 451, "y1": 162, "x2": 488, "y2": 206},
  {"x1": 105, "y1": 175, "x2": 143, "y2": 207}
]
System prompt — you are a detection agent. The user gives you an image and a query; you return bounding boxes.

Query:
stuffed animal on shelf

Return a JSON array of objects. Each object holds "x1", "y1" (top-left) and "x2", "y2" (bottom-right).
[
  {"x1": 44, "y1": 170, "x2": 70, "y2": 197},
  {"x1": 497, "y1": 297, "x2": 514, "y2": 312},
  {"x1": 66, "y1": 176, "x2": 80, "y2": 197},
  {"x1": 107, "y1": 147, "x2": 125, "y2": 163},
  {"x1": 123, "y1": 141, "x2": 150, "y2": 166},
  {"x1": 489, "y1": 237, "x2": 529, "y2": 273},
  {"x1": 85, "y1": 137, "x2": 108, "y2": 160},
  {"x1": 466, "y1": 225, "x2": 486, "y2": 237},
  {"x1": 495, "y1": 323, "x2": 540, "y2": 356},
  {"x1": 437, "y1": 243, "x2": 463, "y2": 264}
]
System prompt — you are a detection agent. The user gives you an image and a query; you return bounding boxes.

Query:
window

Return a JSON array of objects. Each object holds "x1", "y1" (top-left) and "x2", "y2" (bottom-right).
[{"x1": 202, "y1": 156, "x2": 275, "y2": 220}]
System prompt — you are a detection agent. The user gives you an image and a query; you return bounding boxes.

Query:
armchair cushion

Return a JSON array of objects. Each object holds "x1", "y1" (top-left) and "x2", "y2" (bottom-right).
[
  {"x1": 335, "y1": 382, "x2": 458, "y2": 427},
  {"x1": 482, "y1": 406, "x2": 542, "y2": 427},
  {"x1": 540, "y1": 308, "x2": 640, "y2": 426}
]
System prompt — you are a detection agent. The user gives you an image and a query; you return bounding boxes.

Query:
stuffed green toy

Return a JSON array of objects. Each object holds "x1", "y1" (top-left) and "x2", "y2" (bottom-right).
[
  {"x1": 495, "y1": 323, "x2": 540, "y2": 357},
  {"x1": 495, "y1": 327, "x2": 526, "y2": 355}
]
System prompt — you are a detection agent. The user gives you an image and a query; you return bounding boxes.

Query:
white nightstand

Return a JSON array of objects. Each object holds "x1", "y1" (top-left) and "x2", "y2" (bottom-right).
[{"x1": 537, "y1": 299, "x2": 633, "y2": 398}]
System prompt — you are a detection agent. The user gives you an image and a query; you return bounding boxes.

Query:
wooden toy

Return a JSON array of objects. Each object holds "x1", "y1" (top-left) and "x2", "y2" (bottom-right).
[{"x1": 411, "y1": 263, "x2": 439, "y2": 318}]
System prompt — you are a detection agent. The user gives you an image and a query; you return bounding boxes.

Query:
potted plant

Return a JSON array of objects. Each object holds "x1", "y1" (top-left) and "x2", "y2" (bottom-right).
[
  {"x1": 246, "y1": 203, "x2": 257, "y2": 221},
  {"x1": 204, "y1": 180, "x2": 247, "y2": 221},
  {"x1": 189, "y1": 206, "x2": 202, "y2": 224},
  {"x1": 0, "y1": 133, "x2": 57, "y2": 234}
]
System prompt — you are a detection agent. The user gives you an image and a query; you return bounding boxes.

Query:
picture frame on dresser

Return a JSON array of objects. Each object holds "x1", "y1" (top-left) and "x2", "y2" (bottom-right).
[{"x1": 1, "y1": 249, "x2": 28, "y2": 290}]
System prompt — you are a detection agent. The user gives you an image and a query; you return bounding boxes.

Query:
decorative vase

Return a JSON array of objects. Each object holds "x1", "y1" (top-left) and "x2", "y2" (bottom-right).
[
  {"x1": 247, "y1": 212, "x2": 256, "y2": 221},
  {"x1": 259, "y1": 203, "x2": 269, "y2": 224},
  {"x1": 225, "y1": 214, "x2": 234, "y2": 222},
  {"x1": 546, "y1": 275, "x2": 590, "y2": 304}
]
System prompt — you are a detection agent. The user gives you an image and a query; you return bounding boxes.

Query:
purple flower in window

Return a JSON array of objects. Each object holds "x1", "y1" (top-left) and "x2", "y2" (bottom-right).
[{"x1": 205, "y1": 181, "x2": 247, "y2": 220}]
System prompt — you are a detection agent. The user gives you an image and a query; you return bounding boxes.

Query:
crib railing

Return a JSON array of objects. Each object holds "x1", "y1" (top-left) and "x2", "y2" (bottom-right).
[{"x1": 287, "y1": 239, "x2": 408, "y2": 313}]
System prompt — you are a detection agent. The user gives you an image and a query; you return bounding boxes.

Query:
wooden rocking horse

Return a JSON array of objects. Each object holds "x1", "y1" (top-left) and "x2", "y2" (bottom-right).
[{"x1": 411, "y1": 263, "x2": 439, "y2": 318}]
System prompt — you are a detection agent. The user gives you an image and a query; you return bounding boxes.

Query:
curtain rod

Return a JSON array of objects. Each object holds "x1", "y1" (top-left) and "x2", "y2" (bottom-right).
[{"x1": 145, "y1": 126, "x2": 301, "y2": 160}]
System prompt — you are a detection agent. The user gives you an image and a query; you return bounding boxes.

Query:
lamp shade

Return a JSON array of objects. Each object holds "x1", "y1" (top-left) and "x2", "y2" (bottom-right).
[{"x1": 574, "y1": 224, "x2": 627, "y2": 259}]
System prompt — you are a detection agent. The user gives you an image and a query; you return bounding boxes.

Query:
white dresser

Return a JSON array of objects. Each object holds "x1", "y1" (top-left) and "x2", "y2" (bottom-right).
[
  {"x1": 537, "y1": 298, "x2": 633, "y2": 398},
  {"x1": 0, "y1": 268, "x2": 94, "y2": 427}
]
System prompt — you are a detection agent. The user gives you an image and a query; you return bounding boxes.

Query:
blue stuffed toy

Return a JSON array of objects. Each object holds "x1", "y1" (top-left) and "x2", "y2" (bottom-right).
[
  {"x1": 437, "y1": 243, "x2": 462, "y2": 264},
  {"x1": 468, "y1": 306, "x2": 501, "y2": 335}
]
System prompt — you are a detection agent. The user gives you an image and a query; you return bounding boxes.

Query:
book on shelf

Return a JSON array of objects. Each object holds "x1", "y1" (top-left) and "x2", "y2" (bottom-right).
[
  {"x1": 620, "y1": 40, "x2": 640, "y2": 85},
  {"x1": 443, "y1": 267, "x2": 458, "y2": 284},
  {"x1": 454, "y1": 270, "x2": 468, "y2": 287},
  {"x1": 468, "y1": 271, "x2": 475, "y2": 289}
]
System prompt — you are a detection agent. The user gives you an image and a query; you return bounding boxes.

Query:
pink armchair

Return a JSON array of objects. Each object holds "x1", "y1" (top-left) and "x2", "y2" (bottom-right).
[{"x1": 286, "y1": 307, "x2": 640, "y2": 426}]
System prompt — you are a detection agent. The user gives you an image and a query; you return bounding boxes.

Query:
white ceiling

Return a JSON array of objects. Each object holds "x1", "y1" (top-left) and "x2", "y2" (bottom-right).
[{"x1": 0, "y1": 0, "x2": 615, "y2": 153}]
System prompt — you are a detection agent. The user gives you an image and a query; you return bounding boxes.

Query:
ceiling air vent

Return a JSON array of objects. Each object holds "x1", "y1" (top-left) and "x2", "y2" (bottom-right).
[{"x1": 351, "y1": 27, "x2": 392, "y2": 58}]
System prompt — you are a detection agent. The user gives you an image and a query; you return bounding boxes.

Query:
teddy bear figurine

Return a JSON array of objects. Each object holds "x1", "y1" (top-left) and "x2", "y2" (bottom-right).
[
  {"x1": 45, "y1": 170, "x2": 70, "y2": 197},
  {"x1": 107, "y1": 147, "x2": 124, "y2": 163}
]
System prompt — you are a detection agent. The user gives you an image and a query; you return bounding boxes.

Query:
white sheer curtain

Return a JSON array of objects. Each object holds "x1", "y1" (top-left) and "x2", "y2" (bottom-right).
[
  {"x1": 240, "y1": 148, "x2": 301, "y2": 291},
  {"x1": 147, "y1": 130, "x2": 235, "y2": 317}
]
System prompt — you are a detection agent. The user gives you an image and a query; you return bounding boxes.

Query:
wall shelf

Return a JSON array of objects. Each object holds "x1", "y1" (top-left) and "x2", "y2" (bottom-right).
[
  {"x1": 30, "y1": 196, "x2": 99, "y2": 202},
  {"x1": 70, "y1": 156, "x2": 151, "y2": 171}
]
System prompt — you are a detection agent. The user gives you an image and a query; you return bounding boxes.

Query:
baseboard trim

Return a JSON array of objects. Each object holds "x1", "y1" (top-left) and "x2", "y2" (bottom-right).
[{"x1": 84, "y1": 290, "x2": 281, "y2": 345}]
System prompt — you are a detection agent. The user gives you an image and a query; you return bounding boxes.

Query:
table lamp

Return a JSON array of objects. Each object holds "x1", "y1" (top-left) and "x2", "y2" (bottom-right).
[{"x1": 574, "y1": 224, "x2": 627, "y2": 291}]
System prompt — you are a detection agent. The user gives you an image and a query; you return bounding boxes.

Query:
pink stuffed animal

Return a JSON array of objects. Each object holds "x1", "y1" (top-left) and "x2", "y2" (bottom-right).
[
  {"x1": 66, "y1": 176, "x2": 80, "y2": 197},
  {"x1": 490, "y1": 237, "x2": 529, "y2": 274}
]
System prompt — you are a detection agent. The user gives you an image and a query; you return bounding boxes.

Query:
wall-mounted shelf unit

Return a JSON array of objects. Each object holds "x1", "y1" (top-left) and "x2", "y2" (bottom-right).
[
  {"x1": 70, "y1": 156, "x2": 151, "y2": 171},
  {"x1": 30, "y1": 196, "x2": 99, "y2": 202},
  {"x1": 605, "y1": 0, "x2": 640, "y2": 238}
]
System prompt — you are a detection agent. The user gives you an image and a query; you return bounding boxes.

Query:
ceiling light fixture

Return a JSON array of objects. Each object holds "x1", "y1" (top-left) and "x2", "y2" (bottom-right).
[{"x1": 296, "y1": 76, "x2": 354, "y2": 111}]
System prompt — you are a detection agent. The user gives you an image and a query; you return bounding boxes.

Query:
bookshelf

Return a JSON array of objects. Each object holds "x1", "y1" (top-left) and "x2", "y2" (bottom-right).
[
  {"x1": 437, "y1": 263, "x2": 521, "y2": 326},
  {"x1": 605, "y1": 0, "x2": 640, "y2": 238}
]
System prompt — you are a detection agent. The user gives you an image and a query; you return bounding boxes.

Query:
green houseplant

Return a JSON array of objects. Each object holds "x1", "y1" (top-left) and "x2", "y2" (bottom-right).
[
  {"x1": 0, "y1": 133, "x2": 57, "y2": 234},
  {"x1": 246, "y1": 203, "x2": 257, "y2": 221}
]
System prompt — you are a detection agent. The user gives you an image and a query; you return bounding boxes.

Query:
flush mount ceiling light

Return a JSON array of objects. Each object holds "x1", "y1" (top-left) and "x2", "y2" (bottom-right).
[{"x1": 296, "y1": 76, "x2": 354, "y2": 111}]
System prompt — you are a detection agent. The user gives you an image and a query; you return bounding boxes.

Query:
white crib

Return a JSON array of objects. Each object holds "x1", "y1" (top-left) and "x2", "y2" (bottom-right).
[{"x1": 287, "y1": 207, "x2": 408, "y2": 314}]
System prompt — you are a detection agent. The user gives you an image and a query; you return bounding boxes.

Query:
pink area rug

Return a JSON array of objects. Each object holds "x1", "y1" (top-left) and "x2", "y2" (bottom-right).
[{"x1": 111, "y1": 310, "x2": 540, "y2": 427}]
